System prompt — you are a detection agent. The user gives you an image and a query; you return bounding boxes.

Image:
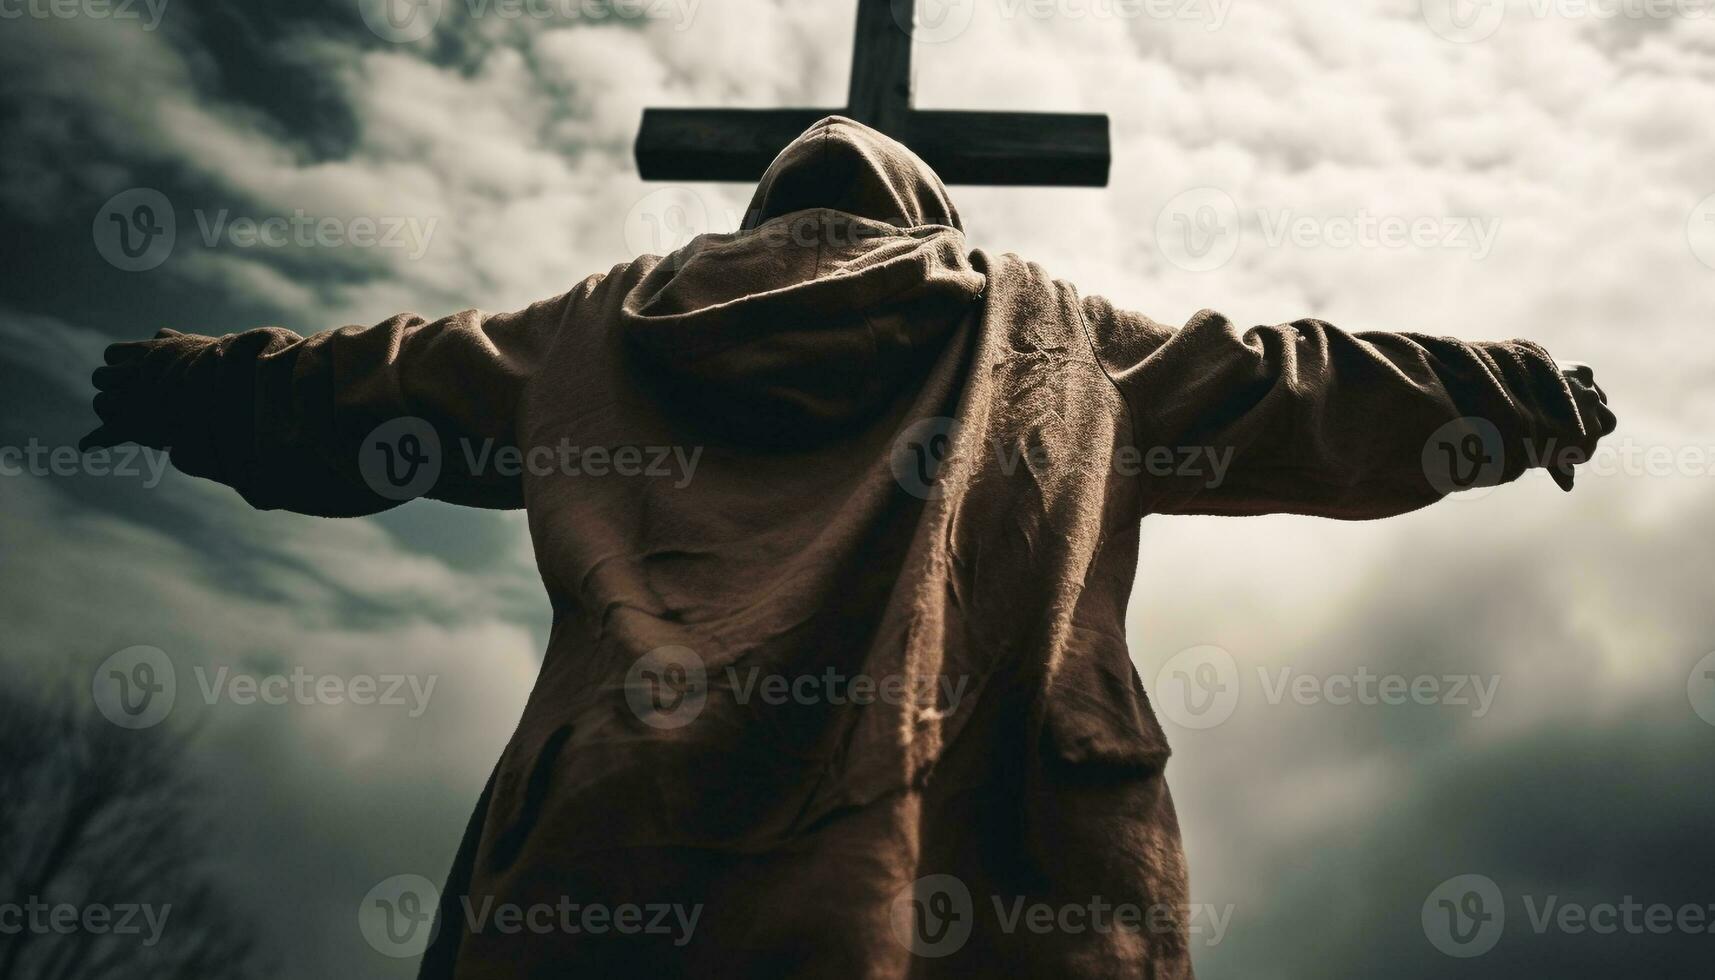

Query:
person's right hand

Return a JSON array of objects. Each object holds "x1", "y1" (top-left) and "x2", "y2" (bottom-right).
[{"x1": 1548, "y1": 359, "x2": 1616, "y2": 491}]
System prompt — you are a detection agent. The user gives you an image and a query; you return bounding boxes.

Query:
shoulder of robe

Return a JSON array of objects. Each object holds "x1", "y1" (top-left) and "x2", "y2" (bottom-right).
[
  {"x1": 968, "y1": 248, "x2": 1089, "y2": 309},
  {"x1": 556, "y1": 257, "x2": 659, "y2": 324}
]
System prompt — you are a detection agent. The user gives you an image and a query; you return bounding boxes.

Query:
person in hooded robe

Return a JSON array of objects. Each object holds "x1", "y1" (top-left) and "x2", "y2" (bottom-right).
[{"x1": 84, "y1": 117, "x2": 1614, "y2": 979}]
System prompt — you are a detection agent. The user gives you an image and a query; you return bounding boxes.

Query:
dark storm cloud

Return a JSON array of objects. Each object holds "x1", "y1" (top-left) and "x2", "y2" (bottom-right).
[{"x1": 1138, "y1": 480, "x2": 1715, "y2": 976}]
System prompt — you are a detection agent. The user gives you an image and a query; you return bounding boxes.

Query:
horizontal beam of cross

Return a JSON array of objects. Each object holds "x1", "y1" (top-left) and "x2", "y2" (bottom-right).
[
  {"x1": 635, "y1": 0, "x2": 1109, "y2": 187},
  {"x1": 635, "y1": 107, "x2": 1110, "y2": 186}
]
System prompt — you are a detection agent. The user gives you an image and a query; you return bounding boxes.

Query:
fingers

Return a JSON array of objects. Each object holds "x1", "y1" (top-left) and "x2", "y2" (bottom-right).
[
  {"x1": 1593, "y1": 398, "x2": 1618, "y2": 437},
  {"x1": 78, "y1": 426, "x2": 125, "y2": 452},
  {"x1": 91, "y1": 363, "x2": 138, "y2": 390},
  {"x1": 103, "y1": 340, "x2": 153, "y2": 365},
  {"x1": 1547, "y1": 362, "x2": 1615, "y2": 488},
  {"x1": 88, "y1": 382, "x2": 148, "y2": 449},
  {"x1": 1570, "y1": 377, "x2": 1617, "y2": 435},
  {"x1": 86, "y1": 331, "x2": 190, "y2": 454},
  {"x1": 88, "y1": 390, "x2": 138, "y2": 447},
  {"x1": 1567, "y1": 367, "x2": 1605, "y2": 404}
]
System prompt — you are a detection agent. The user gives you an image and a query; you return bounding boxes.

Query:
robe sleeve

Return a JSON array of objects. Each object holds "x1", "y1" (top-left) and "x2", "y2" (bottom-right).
[
  {"x1": 147, "y1": 291, "x2": 572, "y2": 517},
  {"x1": 1080, "y1": 297, "x2": 1610, "y2": 520}
]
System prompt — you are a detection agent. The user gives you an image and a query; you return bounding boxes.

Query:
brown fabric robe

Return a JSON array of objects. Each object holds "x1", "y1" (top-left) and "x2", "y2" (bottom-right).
[{"x1": 144, "y1": 117, "x2": 1608, "y2": 978}]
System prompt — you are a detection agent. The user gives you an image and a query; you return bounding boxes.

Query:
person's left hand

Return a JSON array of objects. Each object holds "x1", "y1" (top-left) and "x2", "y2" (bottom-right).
[{"x1": 81, "y1": 328, "x2": 206, "y2": 452}]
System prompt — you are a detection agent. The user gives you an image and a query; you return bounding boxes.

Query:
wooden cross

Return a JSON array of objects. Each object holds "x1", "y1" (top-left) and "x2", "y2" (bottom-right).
[{"x1": 634, "y1": 0, "x2": 1109, "y2": 186}]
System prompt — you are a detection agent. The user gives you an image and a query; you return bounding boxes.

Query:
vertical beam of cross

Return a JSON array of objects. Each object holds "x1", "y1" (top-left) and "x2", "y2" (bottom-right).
[
  {"x1": 847, "y1": 0, "x2": 914, "y2": 133},
  {"x1": 635, "y1": 0, "x2": 1110, "y2": 186}
]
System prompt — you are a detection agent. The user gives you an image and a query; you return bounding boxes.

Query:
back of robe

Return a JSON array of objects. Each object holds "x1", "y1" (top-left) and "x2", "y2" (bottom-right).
[{"x1": 423, "y1": 117, "x2": 1192, "y2": 979}]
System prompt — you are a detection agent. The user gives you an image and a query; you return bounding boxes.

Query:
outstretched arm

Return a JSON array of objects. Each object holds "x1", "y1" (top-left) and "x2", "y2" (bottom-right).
[
  {"x1": 1082, "y1": 300, "x2": 1615, "y2": 520},
  {"x1": 82, "y1": 293, "x2": 571, "y2": 517}
]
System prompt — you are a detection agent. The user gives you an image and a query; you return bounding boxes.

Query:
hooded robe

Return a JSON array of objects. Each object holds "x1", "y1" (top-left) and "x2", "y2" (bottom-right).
[{"x1": 137, "y1": 116, "x2": 1609, "y2": 978}]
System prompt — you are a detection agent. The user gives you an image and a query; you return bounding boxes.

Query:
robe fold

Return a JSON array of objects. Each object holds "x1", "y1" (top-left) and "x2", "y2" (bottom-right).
[{"x1": 144, "y1": 116, "x2": 1607, "y2": 978}]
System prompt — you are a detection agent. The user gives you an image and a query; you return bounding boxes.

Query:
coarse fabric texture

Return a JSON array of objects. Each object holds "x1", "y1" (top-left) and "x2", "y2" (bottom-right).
[{"x1": 142, "y1": 116, "x2": 1608, "y2": 978}]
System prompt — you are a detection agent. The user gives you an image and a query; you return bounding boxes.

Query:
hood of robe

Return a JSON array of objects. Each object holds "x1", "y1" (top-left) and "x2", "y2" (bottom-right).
[{"x1": 619, "y1": 116, "x2": 988, "y2": 443}]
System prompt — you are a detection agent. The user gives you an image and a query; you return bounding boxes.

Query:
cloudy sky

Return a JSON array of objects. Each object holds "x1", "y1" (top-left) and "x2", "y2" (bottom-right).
[{"x1": 2, "y1": 0, "x2": 1713, "y2": 975}]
